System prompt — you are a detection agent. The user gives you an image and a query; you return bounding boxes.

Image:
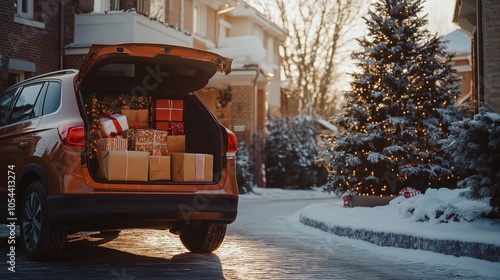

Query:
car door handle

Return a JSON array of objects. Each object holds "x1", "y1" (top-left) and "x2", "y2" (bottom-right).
[{"x1": 18, "y1": 142, "x2": 28, "y2": 150}]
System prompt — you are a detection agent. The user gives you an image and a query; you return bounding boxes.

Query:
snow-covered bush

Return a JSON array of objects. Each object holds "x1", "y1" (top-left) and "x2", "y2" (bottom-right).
[
  {"x1": 265, "y1": 114, "x2": 327, "y2": 189},
  {"x1": 392, "y1": 188, "x2": 493, "y2": 223},
  {"x1": 236, "y1": 142, "x2": 255, "y2": 194},
  {"x1": 265, "y1": 116, "x2": 291, "y2": 188},
  {"x1": 441, "y1": 105, "x2": 500, "y2": 216}
]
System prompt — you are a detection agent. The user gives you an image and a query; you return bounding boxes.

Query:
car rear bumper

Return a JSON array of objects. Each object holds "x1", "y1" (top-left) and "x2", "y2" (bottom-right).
[{"x1": 46, "y1": 194, "x2": 238, "y2": 230}]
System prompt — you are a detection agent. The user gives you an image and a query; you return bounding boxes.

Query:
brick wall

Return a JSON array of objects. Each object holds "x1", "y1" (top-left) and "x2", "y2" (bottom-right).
[
  {"x1": 64, "y1": 54, "x2": 87, "y2": 70},
  {"x1": 193, "y1": 38, "x2": 208, "y2": 50},
  {"x1": 230, "y1": 85, "x2": 254, "y2": 145},
  {"x1": 482, "y1": 0, "x2": 500, "y2": 112},
  {"x1": 0, "y1": 0, "x2": 91, "y2": 92},
  {"x1": 121, "y1": 0, "x2": 138, "y2": 11},
  {"x1": 166, "y1": 0, "x2": 181, "y2": 28},
  {"x1": 205, "y1": 6, "x2": 216, "y2": 43},
  {"x1": 230, "y1": 85, "x2": 267, "y2": 186},
  {"x1": 0, "y1": 1, "x2": 68, "y2": 92},
  {"x1": 183, "y1": 0, "x2": 193, "y2": 33},
  {"x1": 257, "y1": 88, "x2": 266, "y2": 131}
]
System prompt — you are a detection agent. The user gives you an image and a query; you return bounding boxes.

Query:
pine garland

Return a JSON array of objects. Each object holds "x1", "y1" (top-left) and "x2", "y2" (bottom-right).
[
  {"x1": 85, "y1": 94, "x2": 105, "y2": 158},
  {"x1": 119, "y1": 95, "x2": 152, "y2": 109}
]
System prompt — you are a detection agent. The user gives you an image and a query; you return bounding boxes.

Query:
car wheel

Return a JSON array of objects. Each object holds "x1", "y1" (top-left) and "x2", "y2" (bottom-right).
[
  {"x1": 21, "y1": 181, "x2": 66, "y2": 261},
  {"x1": 179, "y1": 223, "x2": 227, "y2": 253}
]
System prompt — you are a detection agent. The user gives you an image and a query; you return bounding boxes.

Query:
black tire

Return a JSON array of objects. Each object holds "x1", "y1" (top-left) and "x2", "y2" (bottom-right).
[
  {"x1": 179, "y1": 223, "x2": 227, "y2": 253},
  {"x1": 20, "y1": 181, "x2": 67, "y2": 261}
]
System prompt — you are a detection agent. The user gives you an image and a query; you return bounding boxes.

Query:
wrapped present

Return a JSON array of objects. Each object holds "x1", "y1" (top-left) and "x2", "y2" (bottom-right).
[
  {"x1": 149, "y1": 155, "x2": 171, "y2": 181},
  {"x1": 99, "y1": 113, "x2": 128, "y2": 136},
  {"x1": 97, "y1": 137, "x2": 128, "y2": 151},
  {"x1": 121, "y1": 109, "x2": 149, "y2": 129},
  {"x1": 155, "y1": 121, "x2": 185, "y2": 135},
  {"x1": 167, "y1": 135, "x2": 185, "y2": 153},
  {"x1": 121, "y1": 129, "x2": 137, "y2": 151},
  {"x1": 399, "y1": 187, "x2": 421, "y2": 198},
  {"x1": 170, "y1": 153, "x2": 213, "y2": 182},
  {"x1": 154, "y1": 99, "x2": 183, "y2": 122},
  {"x1": 123, "y1": 129, "x2": 168, "y2": 155},
  {"x1": 98, "y1": 151, "x2": 149, "y2": 181}
]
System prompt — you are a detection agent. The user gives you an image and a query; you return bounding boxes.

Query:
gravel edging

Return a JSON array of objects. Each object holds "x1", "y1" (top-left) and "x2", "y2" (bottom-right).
[{"x1": 299, "y1": 214, "x2": 500, "y2": 263}]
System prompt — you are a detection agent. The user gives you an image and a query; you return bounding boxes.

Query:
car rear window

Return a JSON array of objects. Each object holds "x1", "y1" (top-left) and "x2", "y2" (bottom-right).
[{"x1": 42, "y1": 82, "x2": 61, "y2": 115}]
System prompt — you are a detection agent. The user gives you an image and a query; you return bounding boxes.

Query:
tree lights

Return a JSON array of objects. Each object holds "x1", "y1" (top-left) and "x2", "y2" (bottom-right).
[{"x1": 317, "y1": 0, "x2": 462, "y2": 196}]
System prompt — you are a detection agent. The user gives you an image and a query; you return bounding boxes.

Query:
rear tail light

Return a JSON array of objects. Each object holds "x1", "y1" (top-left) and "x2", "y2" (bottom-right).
[
  {"x1": 58, "y1": 124, "x2": 85, "y2": 147},
  {"x1": 226, "y1": 128, "x2": 238, "y2": 157}
]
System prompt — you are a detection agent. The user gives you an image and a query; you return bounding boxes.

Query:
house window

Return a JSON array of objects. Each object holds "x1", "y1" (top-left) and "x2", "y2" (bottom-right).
[
  {"x1": 150, "y1": 0, "x2": 165, "y2": 22},
  {"x1": 193, "y1": 4, "x2": 199, "y2": 34},
  {"x1": 14, "y1": 0, "x2": 45, "y2": 29},
  {"x1": 8, "y1": 72, "x2": 24, "y2": 88},
  {"x1": 254, "y1": 27, "x2": 264, "y2": 43},
  {"x1": 93, "y1": 0, "x2": 110, "y2": 13},
  {"x1": 192, "y1": 3, "x2": 206, "y2": 37},
  {"x1": 267, "y1": 37, "x2": 274, "y2": 64},
  {"x1": 16, "y1": 0, "x2": 34, "y2": 19}
]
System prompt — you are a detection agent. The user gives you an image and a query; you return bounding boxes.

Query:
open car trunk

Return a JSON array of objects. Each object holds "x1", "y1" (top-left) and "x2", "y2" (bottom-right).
[{"x1": 76, "y1": 44, "x2": 232, "y2": 186}]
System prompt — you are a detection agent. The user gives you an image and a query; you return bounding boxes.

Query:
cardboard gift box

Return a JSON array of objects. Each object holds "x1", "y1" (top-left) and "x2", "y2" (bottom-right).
[
  {"x1": 99, "y1": 113, "x2": 129, "y2": 136},
  {"x1": 123, "y1": 129, "x2": 168, "y2": 155},
  {"x1": 97, "y1": 137, "x2": 128, "y2": 151},
  {"x1": 167, "y1": 135, "x2": 185, "y2": 153},
  {"x1": 121, "y1": 109, "x2": 149, "y2": 129},
  {"x1": 154, "y1": 99, "x2": 183, "y2": 122},
  {"x1": 170, "y1": 153, "x2": 213, "y2": 182},
  {"x1": 98, "y1": 151, "x2": 149, "y2": 181},
  {"x1": 149, "y1": 156, "x2": 171, "y2": 181},
  {"x1": 155, "y1": 121, "x2": 185, "y2": 134}
]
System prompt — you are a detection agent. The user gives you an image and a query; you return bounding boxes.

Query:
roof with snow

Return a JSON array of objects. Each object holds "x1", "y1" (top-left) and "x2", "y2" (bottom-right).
[
  {"x1": 213, "y1": 36, "x2": 274, "y2": 75},
  {"x1": 441, "y1": 29, "x2": 471, "y2": 55},
  {"x1": 316, "y1": 118, "x2": 338, "y2": 133}
]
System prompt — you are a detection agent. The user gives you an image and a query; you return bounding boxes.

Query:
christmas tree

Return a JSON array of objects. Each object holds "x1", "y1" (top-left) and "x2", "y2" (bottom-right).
[{"x1": 318, "y1": 0, "x2": 462, "y2": 196}]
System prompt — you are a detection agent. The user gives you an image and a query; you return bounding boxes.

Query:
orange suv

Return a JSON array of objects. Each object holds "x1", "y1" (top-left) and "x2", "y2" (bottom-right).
[{"x1": 0, "y1": 44, "x2": 238, "y2": 261}]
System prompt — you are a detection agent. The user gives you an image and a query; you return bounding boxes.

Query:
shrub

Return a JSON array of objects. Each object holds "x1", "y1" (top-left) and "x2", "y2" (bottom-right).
[
  {"x1": 441, "y1": 105, "x2": 500, "y2": 217},
  {"x1": 236, "y1": 142, "x2": 255, "y2": 194}
]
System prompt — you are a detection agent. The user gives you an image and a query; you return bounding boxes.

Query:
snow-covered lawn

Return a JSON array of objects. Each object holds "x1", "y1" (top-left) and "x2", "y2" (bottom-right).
[{"x1": 298, "y1": 187, "x2": 500, "y2": 246}]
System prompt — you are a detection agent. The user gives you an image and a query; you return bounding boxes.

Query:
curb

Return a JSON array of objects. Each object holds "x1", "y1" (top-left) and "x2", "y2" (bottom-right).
[{"x1": 299, "y1": 214, "x2": 500, "y2": 263}]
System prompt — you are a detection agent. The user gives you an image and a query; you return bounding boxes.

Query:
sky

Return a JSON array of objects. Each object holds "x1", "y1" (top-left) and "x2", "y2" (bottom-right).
[
  {"x1": 243, "y1": 0, "x2": 464, "y2": 96},
  {"x1": 424, "y1": 0, "x2": 458, "y2": 36}
]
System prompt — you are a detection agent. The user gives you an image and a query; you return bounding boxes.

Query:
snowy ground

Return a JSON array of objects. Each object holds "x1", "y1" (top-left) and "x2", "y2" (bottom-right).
[{"x1": 244, "y1": 186, "x2": 500, "y2": 266}]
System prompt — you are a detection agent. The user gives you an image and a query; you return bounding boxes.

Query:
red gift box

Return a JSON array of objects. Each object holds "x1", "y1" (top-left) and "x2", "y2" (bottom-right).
[
  {"x1": 155, "y1": 121, "x2": 185, "y2": 134},
  {"x1": 154, "y1": 99, "x2": 183, "y2": 122}
]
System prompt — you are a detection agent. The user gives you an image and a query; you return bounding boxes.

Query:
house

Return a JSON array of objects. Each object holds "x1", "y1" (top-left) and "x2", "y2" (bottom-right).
[
  {"x1": 1, "y1": 0, "x2": 287, "y2": 186},
  {"x1": 0, "y1": 0, "x2": 85, "y2": 91},
  {"x1": 453, "y1": 0, "x2": 500, "y2": 113},
  {"x1": 441, "y1": 29, "x2": 473, "y2": 107}
]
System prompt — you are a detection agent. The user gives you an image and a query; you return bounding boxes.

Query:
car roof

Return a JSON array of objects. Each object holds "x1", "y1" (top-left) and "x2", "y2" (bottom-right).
[{"x1": 5, "y1": 69, "x2": 78, "y2": 91}]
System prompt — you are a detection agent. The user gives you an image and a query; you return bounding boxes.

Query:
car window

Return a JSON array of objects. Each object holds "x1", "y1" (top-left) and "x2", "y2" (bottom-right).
[
  {"x1": 42, "y1": 82, "x2": 61, "y2": 115},
  {"x1": 0, "y1": 88, "x2": 19, "y2": 126},
  {"x1": 8, "y1": 83, "x2": 44, "y2": 124}
]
